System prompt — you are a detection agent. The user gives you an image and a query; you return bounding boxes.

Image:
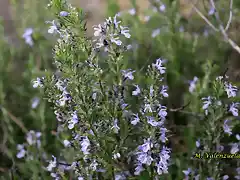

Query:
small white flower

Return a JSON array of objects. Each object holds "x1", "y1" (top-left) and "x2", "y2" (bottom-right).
[
  {"x1": 113, "y1": 153, "x2": 121, "y2": 159},
  {"x1": 160, "y1": 85, "x2": 168, "y2": 97},
  {"x1": 229, "y1": 103, "x2": 239, "y2": 116},
  {"x1": 152, "y1": 58, "x2": 166, "y2": 74},
  {"x1": 46, "y1": 20, "x2": 58, "y2": 34},
  {"x1": 230, "y1": 143, "x2": 239, "y2": 154},
  {"x1": 47, "y1": 155, "x2": 57, "y2": 171},
  {"x1": 59, "y1": 11, "x2": 69, "y2": 17},
  {"x1": 112, "y1": 119, "x2": 120, "y2": 133},
  {"x1": 144, "y1": 16, "x2": 151, "y2": 22},
  {"x1": 144, "y1": 104, "x2": 152, "y2": 113},
  {"x1": 131, "y1": 113, "x2": 140, "y2": 125},
  {"x1": 122, "y1": 69, "x2": 135, "y2": 80},
  {"x1": 159, "y1": 4, "x2": 166, "y2": 12},
  {"x1": 152, "y1": 28, "x2": 160, "y2": 38},
  {"x1": 31, "y1": 97, "x2": 40, "y2": 109},
  {"x1": 80, "y1": 137, "x2": 90, "y2": 155},
  {"x1": 90, "y1": 159, "x2": 98, "y2": 171},
  {"x1": 22, "y1": 28, "x2": 34, "y2": 46},
  {"x1": 33, "y1": 77, "x2": 44, "y2": 88},
  {"x1": 189, "y1": 76, "x2": 198, "y2": 93},
  {"x1": 224, "y1": 82, "x2": 238, "y2": 98},
  {"x1": 128, "y1": 8, "x2": 136, "y2": 15},
  {"x1": 132, "y1": 85, "x2": 141, "y2": 96},
  {"x1": 63, "y1": 140, "x2": 71, "y2": 147},
  {"x1": 16, "y1": 144, "x2": 26, "y2": 159},
  {"x1": 68, "y1": 111, "x2": 78, "y2": 129},
  {"x1": 120, "y1": 26, "x2": 131, "y2": 38}
]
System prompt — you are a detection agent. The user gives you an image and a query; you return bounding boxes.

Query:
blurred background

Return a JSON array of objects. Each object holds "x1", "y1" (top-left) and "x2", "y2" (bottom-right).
[{"x1": 0, "y1": 0, "x2": 240, "y2": 179}]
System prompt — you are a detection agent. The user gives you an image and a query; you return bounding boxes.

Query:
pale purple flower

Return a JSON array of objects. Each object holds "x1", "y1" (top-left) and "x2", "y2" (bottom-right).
[
  {"x1": 137, "y1": 152, "x2": 153, "y2": 165},
  {"x1": 110, "y1": 34, "x2": 122, "y2": 45},
  {"x1": 33, "y1": 77, "x2": 44, "y2": 88},
  {"x1": 183, "y1": 168, "x2": 191, "y2": 177},
  {"x1": 144, "y1": 16, "x2": 151, "y2": 22},
  {"x1": 144, "y1": 104, "x2": 152, "y2": 113},
  {"x1": 132, "y1": 85, "x2": 141, "y2": 96},
  {"x1": 224, "y1": 82, "x2": 238, "y2": 98},
  {"x1": 113, "y1": 153, "x2": 121, "y2": 159},
  {"x1": 31, "y1": 97, "x2": 40, "y2": 109},
  {"x1": 179, "y1": 26, "x2": 184, "y2": 32},
  {"x1": 223, "y1": 119, "x2": 232, "y2": 136},
  {"x1": 90, "y1": 159, "x2": 98, "y2": 171},
  {"x1": 206, "y1": 177, "x2": 214, "y2": 180},
  {"x1": 189, "y1": 76, "x2": 198, "y2": 93},
  {"x1": 235, "y1": 168, "x2": 240, "y2": 179},
  {"x1": 128, "y1": 8, "x2": 136, "y2": 15},
  {"x1": 152, "y1": 58, "x2": 166, "y2": 74},
  {"x1": 160, "y1": 85, "x2": 168, "y2": 97},
  {"x1": 131, "y1": 113, "x2": 140, "y2": 125},
  {"x1": 203, "y1": 28, "x2": 209, "y2": 37},
  {"x1": 236, "y1": 134, "x2": 240, "y2": 141},
  {"x1": 159, "y1": 4, "x2": 166, "y2": 12},
  {"x1": 223, "y1": 175, "x2": 229, "y2": 180},
  {"x1": 150, "y1": 85, "x2": 154, "y2": 97},
  {"x1": 156, "y1": 146, "x2": 171, "y2": 175},
  {"x1": 68, "y1": 111, "x2": 78, "y2": 129},
  {"x1": 121, "y1": 69, "x2": 135, "y2": 80},
  {"x1": 113, "y1": 14, "x2": 121, "y2": 29},
  {"x1": 26, "y1": 130, "x2": 41, "y2": 146},
  {"x1": 63, "y1": 140, "x2": 71, "y2": 147},
  {"x1": 16, "y1": 144, "x2": 26, "y2": 158},
  {"x1": 112, "y1": 119, "x2": 120, "y2": 133},
  {"x1": 138, "y1": 138, "x2": 152, "y2": 152},
  {"x1": 158, "y1": 105, "x2": 167, "y2": 120},
  {"x1": 147, "y1": 116, "x2": 162, "y2": 127},
  {"x1": 134, "y1": 164, "x2": 144, "y2": 175},
  {"x1": 230, "y1": 143, "x2": 239, "y2": 154},
  {"x1": 80, "y1": 136, "x2": 90, "y2": 155},
  {"x1": 229, "y1": 103, "x2": 239, "y2": 116},
  {"x1": 160, "y1": 127, "x2": 168, "y2": 143},
  {"x1": 59, "y1": 11, "x2": 69, "y2": 17},
  {"x1": 195, "y1": 174, "x2": 200, "y2": 180},
  {"x1": 47, "y1": 155, "x2": 57, "y2": 171},
  {"x1": 216, "y1": 145, "x2": 224, "y2": 152},
  {"x1": 115, "y1": 174, "x2": 126, "y2": 180},
  {"x1": 152, "y1": 28, "x2": 160, "y2": 38},
  {"x1": 208, "y1": 6, "x2": 215, "y2": 15},
  {"x1": 22, "y1": 28, "x2": 34, "y2": 46},
  {"x1": 202, "y1": 96, "x2": 212, "y2": 110},
  {"x1": 120, "y1": 26, "x2": 131, "y2": 38},
  {"x1": 46, "y1": 20, "x2": 58, "y2": 34},
  {"x1": 196, "y1": 139, "x2": 200, "y2": 148}
]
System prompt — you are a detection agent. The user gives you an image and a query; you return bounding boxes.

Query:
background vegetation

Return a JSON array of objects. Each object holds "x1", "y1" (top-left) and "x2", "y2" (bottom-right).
[{"x1": 0, "y1": 0, "x2": 240, "y2": 179}]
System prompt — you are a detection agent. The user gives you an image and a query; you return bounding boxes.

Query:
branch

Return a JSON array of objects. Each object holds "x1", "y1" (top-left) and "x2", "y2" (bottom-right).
[{"x1": 191, "y1": 0, "x2": 240, "y2": 54}]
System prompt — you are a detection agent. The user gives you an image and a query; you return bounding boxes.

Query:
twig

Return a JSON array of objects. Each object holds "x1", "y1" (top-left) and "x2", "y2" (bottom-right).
[
  {"x1": 191, "y1": 0, "x2": 240, "y2": 54},
  {"x1": 209, "y1": 0, "x2": 240, "y2": 54},
  {"x1": 1, "y1": 107, "x2": 28, "y2": 133},
  {"x1": 225, "y1": 0, "x2": 233, "y2": 31},
  {"x1": 191, "y1": 4, "x2": 218, "y2": 31},
  {"x1": 169, "y1": 101, "x2": 191, "y2": 112}
]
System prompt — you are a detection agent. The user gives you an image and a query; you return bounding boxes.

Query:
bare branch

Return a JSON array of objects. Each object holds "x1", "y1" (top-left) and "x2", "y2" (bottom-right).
[
  {"x1": 191, "y1": 4, "x2": 219, "y2": 31},
  {"x1": 225, "y1": 0, "x2": 233, "y2": 31},
  {"x1": 209, "y1": 0, "x2": 240, "y2": 54},
  {"x1": 191, "y1": 0, "x2": 240, "y2": 54}
]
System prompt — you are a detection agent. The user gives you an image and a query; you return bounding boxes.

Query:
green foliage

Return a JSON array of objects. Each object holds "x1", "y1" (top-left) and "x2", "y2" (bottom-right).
[{"x1": 0, "y1": 0, "x2": 240, "y2": 179}]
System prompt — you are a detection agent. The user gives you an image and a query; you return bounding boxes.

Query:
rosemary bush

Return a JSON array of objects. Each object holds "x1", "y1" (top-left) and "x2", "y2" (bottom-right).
[{"x1": 1, "y1": 0, "x2": 240, "y2": 179}]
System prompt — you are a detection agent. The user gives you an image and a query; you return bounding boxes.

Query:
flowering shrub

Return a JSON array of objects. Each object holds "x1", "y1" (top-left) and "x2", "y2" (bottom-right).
[{"x1": 1, "y1": 0, "x2": 240, "y2": 179}]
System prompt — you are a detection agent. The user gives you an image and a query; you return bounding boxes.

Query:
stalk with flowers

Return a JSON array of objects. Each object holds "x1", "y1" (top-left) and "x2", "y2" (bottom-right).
[{"x1": 30, "y1": 0, "x2": 171, "y2": 179}]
